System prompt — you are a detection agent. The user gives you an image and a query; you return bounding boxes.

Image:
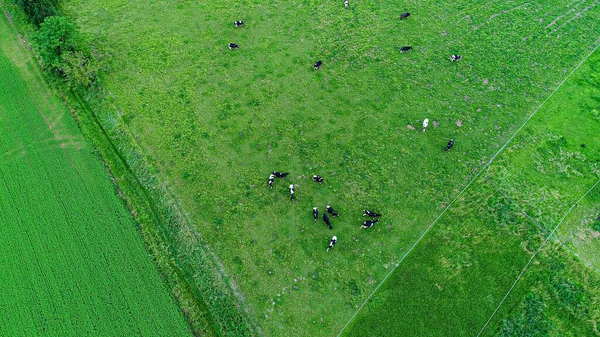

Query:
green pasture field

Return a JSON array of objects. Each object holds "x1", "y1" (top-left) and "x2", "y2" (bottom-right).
[
  {"x1": 57, "y1": 0, "x2": 600, "y2": 335},
  {"x1": 0, "y1": 14, "x2": 192, "y2": 336},
  {"x1": 344, "y1": 47, "x2": 600, "y2": 336}
]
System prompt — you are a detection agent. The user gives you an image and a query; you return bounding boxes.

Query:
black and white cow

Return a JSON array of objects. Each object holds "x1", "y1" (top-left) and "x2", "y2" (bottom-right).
[
  {"x1": 450, "y1": 54, "x2": 463, "y2": 62},
  {"x1": 344, "y1": 0, "x2": 348, "y2": 8},
  {"x1": 363, "y1": 209, "x2": 381, "y2": 217},
  {"x1": 314, "y1": 60, "x2": 323, "y2": 70},
  {"x1": 445, "y1": 138, "x2": 454, "y2": 151},
  {"x1": 273, "y1": 171, "x2": 289, "y2": 178},
  {"x1": 289, "y1": 184, "x2": 295, "y2": 200},
  {"x1": 323, "y1": 213, "x2": 332, "y2": 229},
  {"x1": 268, "y1": 174, "x2": 275, "y2": 189},
  {"x1": 234, "y1": 20, "x2": 244, "y2": 28},
  {"x1": 312, "y1": 175, "x2": 324, "y2": 184},
  {"x1": 423, "y1": 118, "x2": 429, "y2": 133},
  {"x1": 400, "y1": 12, "x2": 411, "y2": 20},
  {"x1": 313, "y1": 207, "x2": 319, "y2": 222},
  {"x1": 361, "y1": 218, "x2": 380, "y2": 229},
  {"x1": 400, "y1": 46, "x2": 412, "y2": 53},
  {"x1": 327, "y1": 236, "x2": 337, "y2": 252},
  {"x1": 326, "y1": 205, "x2": 339, "y2": 217},
  {"x1": 228, "y1": 43, "x2": 239, "y2": 50}
]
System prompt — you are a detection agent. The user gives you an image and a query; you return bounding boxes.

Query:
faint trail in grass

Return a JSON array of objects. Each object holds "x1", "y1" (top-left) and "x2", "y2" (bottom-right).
[
  {"x1": 336, "y1": 41, "x2": 600, "y2": 337},
  {"x1": 476, "y1": 178, "x2": 600, "y2": 337}
]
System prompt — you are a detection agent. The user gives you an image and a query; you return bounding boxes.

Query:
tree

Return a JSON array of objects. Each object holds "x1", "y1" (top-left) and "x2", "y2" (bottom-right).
[
  {"x1": 32, "y1": 16, "x2": 98, "y2": 89},
  {"x1": 14, "y1": 0, "x2": 59, "y2": 26}
]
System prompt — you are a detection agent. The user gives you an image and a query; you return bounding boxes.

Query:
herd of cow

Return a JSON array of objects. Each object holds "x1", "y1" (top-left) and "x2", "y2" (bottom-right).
[
  {"x1": 237, "y1": 8, "x2": 460, "y2": 251},
  {"x1": 230, "y1": 10, "x2": 460, "y2": 155},
  {"x1": 268, "y1": 171, "x2": 383, "y2": 252}
]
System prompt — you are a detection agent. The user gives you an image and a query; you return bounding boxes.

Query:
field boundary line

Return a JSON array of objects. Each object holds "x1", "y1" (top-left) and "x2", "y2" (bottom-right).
[
  {"x1": 476, "y1": 178, "x2": 600, "y2": 337},
  {"x1": 335, "y1": 42, "x2": 600, "y2": 337}
]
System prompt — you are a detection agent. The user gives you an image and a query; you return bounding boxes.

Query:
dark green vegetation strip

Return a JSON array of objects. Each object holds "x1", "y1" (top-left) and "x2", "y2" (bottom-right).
[
  {"x1": 0, "y1": 13, "x2": 192, "y2": 337},
  {"x1": 344, "y1": 47, "x2": 600, "y2": 336},
  {"x1": 59, "y1": 0, "x2": 600, "y2": 335}
]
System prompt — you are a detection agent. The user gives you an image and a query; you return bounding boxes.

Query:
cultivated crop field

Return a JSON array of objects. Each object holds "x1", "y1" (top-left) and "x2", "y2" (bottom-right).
[
  {"x1": 0, "y1": 14, "x2": 192, "y2": 336},
  {"x1": 50, "y1": 0, "x2": 600, "y2": 335}
]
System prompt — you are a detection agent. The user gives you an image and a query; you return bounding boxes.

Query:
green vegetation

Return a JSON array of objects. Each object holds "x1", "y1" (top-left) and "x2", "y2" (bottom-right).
[
  {"x1": 32, "y1": 15, "x2": 99, "y2": 89},
  {"x1": 14, "y1": 0, "x2": 58, "y2": 26},
  {"x1": 52, "y1": 0, "x2": 600, "y2": 335},
  {"x1": 0, "y1": 14, "x2": 192, "y2": 336},
  {"x1": 344, "y1": 46, "x2": 600, "y2": 336},
  {"x1": 3, "y1": 0, "x2": 599, "y2": 335}
]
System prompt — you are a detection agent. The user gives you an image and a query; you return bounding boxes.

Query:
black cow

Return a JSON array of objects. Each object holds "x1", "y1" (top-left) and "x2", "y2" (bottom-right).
[
  {"x1": 363, "y1": 209, "x2": 381, "y2": 217},
  {"x1": 445, "y1": 138, "x2": 454, "y2": 151},
  {"x1": 314, "y1": 60, "x2": 323, "y2": 70},
  {"x1": 327, "y1": 236, "x2": 337, "y2": 252},
  {"x1": 450, "y1": 54, "x2": 463, "y2": 62},
  {"x1": 400, "y1": 12, "x2": 411, "y2": 19},
  {"x1": 312, "y1": 175, "x2": 324, "y2": 184},
  {"x1": 361, "y1": 219, "x2": 380, "y2": 229},
  {"x1": 273, "y1": 171, "x2": 289, "y2": 178},
  {"x1": 228, "y1": 43, "x2": 239, "y2": 50},
  {"x1": 234, "y1": 20, "x2": 244, "y2": 28},
  {"x1": 323, "y1": 213, "x2": 332, "y2": 229},
  {"x1": 268, "y1": 174, "x2": 275, "y2": 189},
  {"x1": 289, "y1": 184, "x2": 295, "y2": 200},
  {"x1": 400, "y1": 46, "x2": 412, "y2": 53},
  {"x1": 313, "y1": 207, "x2": 319, "y2": 222},
  {"x1": 326, "y1": 205, "x2": 339, "y2": 217}
]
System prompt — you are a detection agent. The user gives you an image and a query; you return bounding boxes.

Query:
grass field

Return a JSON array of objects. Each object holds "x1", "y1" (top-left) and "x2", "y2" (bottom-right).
[
  {"x1": 47, "y1": 0, "x2": 600, "y2": 335},
  {"x1": 0, "y1": 13, "x2": 192, "y2": 336},
  {"x1": 343, "y1": 46, "x2": 600, "y2": 336}
]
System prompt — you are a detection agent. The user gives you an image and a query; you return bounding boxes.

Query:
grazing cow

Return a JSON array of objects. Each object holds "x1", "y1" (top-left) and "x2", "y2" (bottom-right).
[
  {"x1": 273, "y1": 171, "x2": 289, "y2": 178},
  {"x1": 234, "y1": 20, "x2": 244, "y2": 28},
  {"x1": 423, "y1": 118, "x2": 429, "y2": 133},
  {"x1": 314, "y1": 60, "x2": 323, "y2": 70},
  {"x1": 323, "y1": 213, "x2": 332, "y2": 229},
  {"x1": 289, "y1": 184, "x2": 295, "y2": 200},
  {"x1": 268, "y1": 174, "x2": 275, "y2": 189},
  {"x1": 313, "y1": 207, "x2": 319, "y2": 222},
  {"x1": 400, "y1": 46, "x2": 412, "y2": 53},
  {"x1": 327, "y1": 236, "x2": 337, "y2": 252},
  {"x1": 400, "y1": 12, "x2": 411, "y2": 20},
  {"x1": 228, "y1": 43, "x2": 239, "y2": 50},
  {"x1": 445, "y1": 138, "x2": 454, "y2": 151},
  {"x1": 450, "y1": 54, "x2": 463, "y2": 62},
  {"x1": 326, "y1": 205, "x2": 339, "y2": 217},
  {"x1": 361, "y1": 219, "x2": 380, "y2": 229},
  {"x1": 344, "y1": 0, "x2": 348, "y2": 8},
  {"x1": 363, "y1": 209, "x2": 381, "y2": 217},
  {"x1": 312, "y1": 175, "x2": 324, "y2": 184}
]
